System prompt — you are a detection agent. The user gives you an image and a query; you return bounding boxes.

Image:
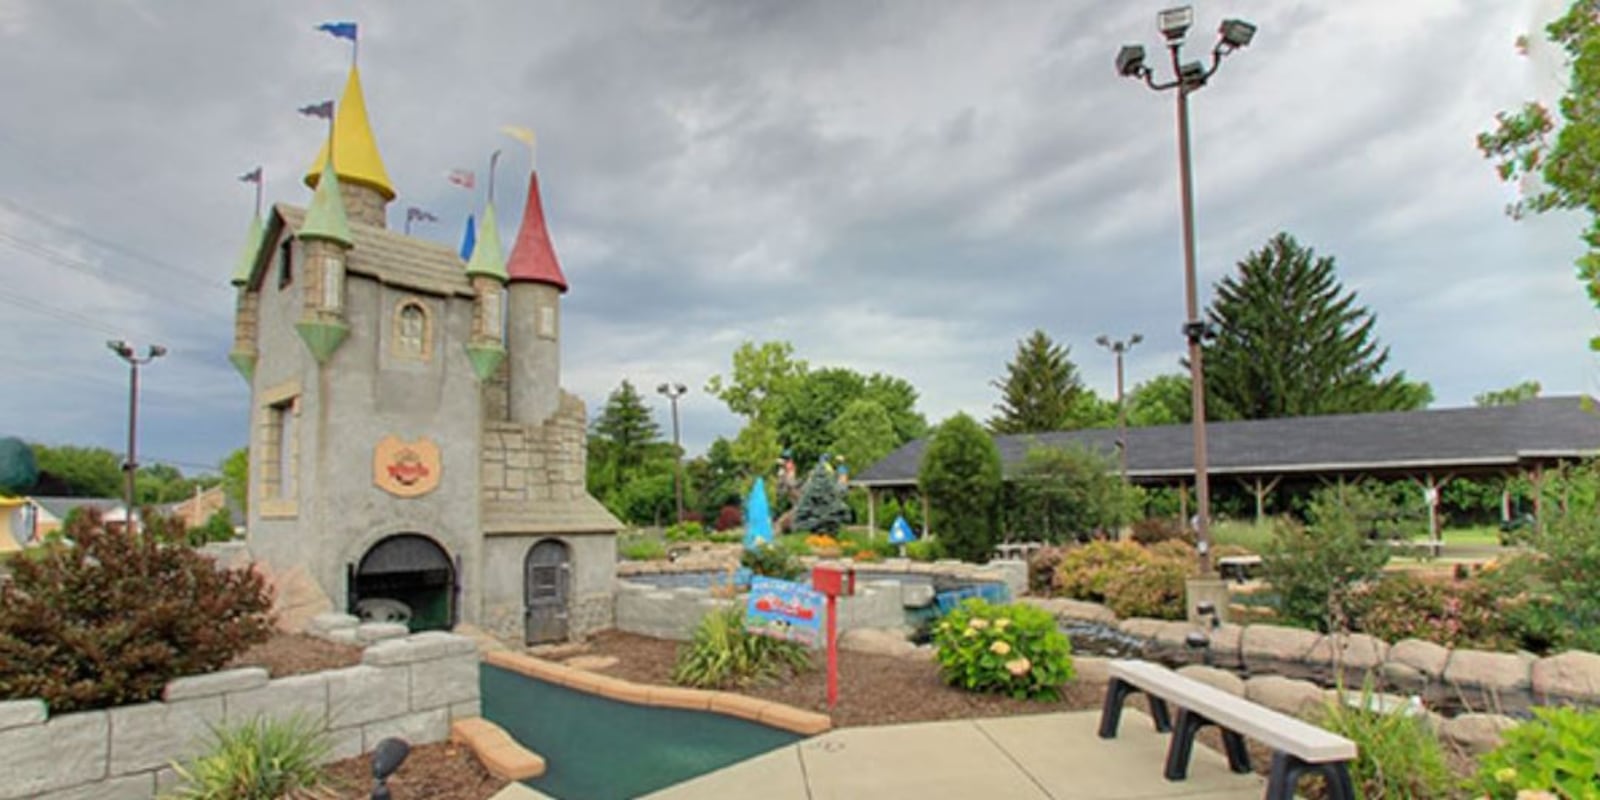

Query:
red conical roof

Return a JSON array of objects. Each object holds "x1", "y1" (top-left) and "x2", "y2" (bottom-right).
[{"x1": 505, "y1": 171, "x2": 568, "y2": 292}]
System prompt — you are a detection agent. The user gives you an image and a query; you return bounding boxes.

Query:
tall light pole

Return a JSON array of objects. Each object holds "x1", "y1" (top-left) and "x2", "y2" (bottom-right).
[
  {"x1": 1116, "y1": 6, "x2": 1256, "y2": 574},
  {"x1": 656, "y1": 382, "x2": 688, "y2": 524},
  {"x1": 107, "y1": 340, "x2": 166, "y2": 529},
  {"x1": 1096, "y1": 333, "x2": 1143, "y2": 485}
]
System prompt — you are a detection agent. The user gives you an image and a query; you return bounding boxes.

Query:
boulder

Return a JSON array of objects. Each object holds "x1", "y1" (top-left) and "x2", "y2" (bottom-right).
[
  {"x1": 1532, "y1": 651, "x2": 1600, "y2": 704},
  {"x1": 1443, "y1": 649, "x2": 1532, "y2": 692},
  {"x1": 839, "y1": 628, "x2": 916, "y2": 658},
  {"x1": 1022, "y1": 597, "x2": 1116, "y2": 625},
  {"x1": 1306, "y1": 633, "x2": 1389, "y2": 672},
  {"x1": 1387, "y1": 639, "x2": 1449, "y2": 679},
  {"x1": 1440, "y1": 713, "x2": 1518, "y2": 756},
  {"x1": 1241, "y1": 625, "x2": 1320, "y2": 668},
  {"x1": 1244, "y1": 675, "x2": 1326, "y2": 719},
  {"x1": 1207, "y1": 624, "x2": 1245, "y2": 670},
  {"x1": 1380, "y1": 661, "x2": 1428, "y2": 694},
  {"x1": 1073, "y1": 655, "x2": 1111, "y2": 685},
  {"x1": 1177, "y1": 665, "x2": 1245, "y2": 697}
]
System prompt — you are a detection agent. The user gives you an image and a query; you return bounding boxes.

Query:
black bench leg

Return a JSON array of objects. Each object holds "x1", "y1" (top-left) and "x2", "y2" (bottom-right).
[
  {"x1": 1266, "y1": 752, "x2": 1354, "y2": 800},
  {"x1": 1220, "y1": 729, "x2": 1252, "y2": 774},
  {"x1": 1099, "y1": 679, "x2": 1172, "y2": 739},
  {"x1": 1163, "y1": 708, "x2": 1204, "y2": 781}
]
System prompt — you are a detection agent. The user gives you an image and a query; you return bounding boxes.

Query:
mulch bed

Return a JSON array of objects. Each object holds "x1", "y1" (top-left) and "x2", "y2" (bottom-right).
[
  {"x1": 579, "y1": 629, "x2": 1107, "y2": 728},
  {"x1": 228, "y1": 632, "x2": 364, "y2": 677},
  {"x1": 320, "y1": 741, "x2": 504, "y2": 800}
]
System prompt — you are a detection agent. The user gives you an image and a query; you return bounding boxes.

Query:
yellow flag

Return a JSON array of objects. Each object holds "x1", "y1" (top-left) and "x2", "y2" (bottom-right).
[{"x1": 501, "y1": 125, "x2": 536, "y2": 148}]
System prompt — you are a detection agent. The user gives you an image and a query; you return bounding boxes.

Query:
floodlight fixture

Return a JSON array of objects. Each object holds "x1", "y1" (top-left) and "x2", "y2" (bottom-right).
[
  {"x1": 1129, "y1": 333, "x2": 1145, "y2": 346},
  {"x1": 1219, "y1": 18, "x2": 1256, "y2": 49},
  {"x1": 149, "y1": 345, "x2": 168, "y2": 359},
  {"x1": 1178, "y1": 60, "x2": 1207, "y2": 88},
  {"x1": 1115, "y1": 44, "x2": 1147, "y2": 78},
  {"x1": 1157, "y1": 6, "x2": 1194, "y2": 40},
  {"x1": 1095, "y1": 334, "x2": 1111, "y2": 348},
  {"x1": 107, "y1": 339, "x2": 133, "y2": 359}
]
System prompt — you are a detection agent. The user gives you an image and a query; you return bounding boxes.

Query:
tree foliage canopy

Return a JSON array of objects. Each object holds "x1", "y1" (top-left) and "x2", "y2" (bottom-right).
[
  {"x1": 591, "y1": 379, "x2": 662, "y2": 492},
  {"x1": 1202, "y1": 233, "x2": 1431, "y2": 420},
  {"x1": 1127, "y1": 374, "x2": 1192, "y2": 427},
  {"x1": 1004, "y1": 444, "x2": 1139, "y2": 543},
  {"x1": 1479, "y1": 1, "x2": 1600, "y2": 349},
  {"x1": 989, "y1": 330, "x2": 1095, "y2": 433},
  {"x1": 1475, "y1": 380, "x2": 1543, "y2": 407},
  {"x1": 918, "y1": 413, "x2": 1002, "y2": 562}
]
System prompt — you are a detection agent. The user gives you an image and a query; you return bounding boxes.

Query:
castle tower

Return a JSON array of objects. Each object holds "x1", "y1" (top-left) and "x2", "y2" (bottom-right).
[
  {"x1": 462, "y1": 203, "x2": 508, "y2": 381},
  {"x1": 504, "y1": 169, "x2": 569, "y2": 426},
  {"x1": 303, "y1": 66, "x2": 395, "y2": 228},
  {"x1": 293, "y1": 160, "x2": 354, "y2": 362},
  {"x1": 227, "y1": 210, "x2": 265, "y2": 381}
]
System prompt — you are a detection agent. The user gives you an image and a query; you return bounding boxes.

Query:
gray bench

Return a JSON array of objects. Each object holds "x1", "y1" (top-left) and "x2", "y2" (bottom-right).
[
  {"x1": 1099, "y1": 659, "x2": 1357, "y2": 800},
  {"x1": 1217, "y1": 554, "x2": 1262, "y2": 583}
]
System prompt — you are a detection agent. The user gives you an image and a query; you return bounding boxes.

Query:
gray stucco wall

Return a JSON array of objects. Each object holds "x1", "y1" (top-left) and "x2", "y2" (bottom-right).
[
  {"x1": 505, "y1": 282, "x2": 560, "y2": 427},
  {"x1": 479, "y1": 533, "x2": 616, "y2": 641}
]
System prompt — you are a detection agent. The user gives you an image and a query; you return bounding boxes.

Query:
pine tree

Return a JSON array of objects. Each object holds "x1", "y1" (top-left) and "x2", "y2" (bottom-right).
[
  {"x1": 1202, "y1": 233, "x2": 1431, "y2": 420},
  {"x1": 918, "y1": 413, "x2": 1002, "y2": 562},
  {"x1": 591, "y1": 379, "x2": 661, "y2": 490},
  {"x1": 792, "y1": 462, "x2": 851, "y2": 534},
  {"x1": 988, "y1": 330, "x2": 1088, "y2": 433}
]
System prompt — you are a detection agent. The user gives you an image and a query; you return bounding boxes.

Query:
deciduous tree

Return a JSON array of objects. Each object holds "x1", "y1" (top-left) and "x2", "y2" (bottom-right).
[
  {"x1": 1203, "y1": 233, "x2": 1431, "y2": 420},
  {"x1": 918, "y1": 413, "x2": 1002, "y2": 562},
  {"x1": 1479, "y1": 1, "x2": 1600, "y2": 349}
]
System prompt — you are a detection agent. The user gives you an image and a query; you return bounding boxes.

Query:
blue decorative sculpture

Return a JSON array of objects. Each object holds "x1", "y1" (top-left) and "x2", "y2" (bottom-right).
[
  {"x1": 888, "y1": 515, "x2": 916, "y2": 545},
  {"x1": 743, "y1": 477, "x2": 774, "y2": 550}
]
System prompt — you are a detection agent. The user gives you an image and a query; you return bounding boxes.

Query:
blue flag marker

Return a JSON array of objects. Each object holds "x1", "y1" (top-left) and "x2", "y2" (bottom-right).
[
  {"x1": 743, "y1": 477, "x2": 774, "y2": 550},
  {"x1": 459, "y1": 213, "x2": 477, "y2": 260},
  {"x1": 316, "y1": 21, "x2": 358, "y2": 41},
  {"x1": 888, "y1": 515, "x2": 916, "y2": 545}
]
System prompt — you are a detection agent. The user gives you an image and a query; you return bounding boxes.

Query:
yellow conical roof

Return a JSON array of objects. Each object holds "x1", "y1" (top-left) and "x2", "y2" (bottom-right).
[{"x1": 303, "y1": 65, "x2": 396, "y2": 200}]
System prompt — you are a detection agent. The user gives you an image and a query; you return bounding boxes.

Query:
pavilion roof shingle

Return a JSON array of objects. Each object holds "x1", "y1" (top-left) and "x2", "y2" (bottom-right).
[{"x1": 854, "y1": 396, "x2": 1600, "y2": 487}]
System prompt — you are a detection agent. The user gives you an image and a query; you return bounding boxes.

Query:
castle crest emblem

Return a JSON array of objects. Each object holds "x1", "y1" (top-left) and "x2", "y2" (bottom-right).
[{"x1": 373, "y1": 436, "x2": 441, "y2": 497}]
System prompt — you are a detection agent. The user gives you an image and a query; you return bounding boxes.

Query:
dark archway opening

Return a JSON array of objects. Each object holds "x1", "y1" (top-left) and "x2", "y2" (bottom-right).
[{"x1": 349, "y1": 533, "x2": 457, "y2": 632}]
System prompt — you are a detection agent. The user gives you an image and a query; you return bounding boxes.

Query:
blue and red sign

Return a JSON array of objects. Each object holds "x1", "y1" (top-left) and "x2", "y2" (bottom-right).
[{"x1": 745, "y1": 576, "x2": 824, "y2": 648}]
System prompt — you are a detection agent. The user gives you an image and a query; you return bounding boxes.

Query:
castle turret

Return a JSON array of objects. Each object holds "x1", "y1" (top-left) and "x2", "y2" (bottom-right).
[
  {"x1": 463, "y1": 203, "x2": 508, "y2": 381},
  {"x1": 227, "y1": 211, "x2": 264, "y2": 381},
  {"x1": 504, "y1": 170, "x2": 569, "y2": 426},
  {"x1": 294, "y1": 160, "x2": 354, "y2": 363},
  {"x1": 303, "y1": 65, "x2": 395, "y2": 228}
]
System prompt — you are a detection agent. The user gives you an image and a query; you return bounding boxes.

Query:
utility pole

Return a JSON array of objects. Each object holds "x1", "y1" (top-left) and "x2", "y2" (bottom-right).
[
  {"x1": 1096, "y1": 334, "x2": 1143, "y2": 484},
  {"x1": 107, "y1": 340, "x2": 166, "y2": 530},
  {"x1": 657, "y1": 382, "x2": 688, "y2": 523}
]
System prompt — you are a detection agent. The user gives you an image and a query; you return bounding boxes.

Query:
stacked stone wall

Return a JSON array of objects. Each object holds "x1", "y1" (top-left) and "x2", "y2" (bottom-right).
[
  {"x1": 479, "y1": 392, "x2": 590, "y2": 505},
  {"x1": 0, "y1": 632, "x2": 480, "y2": 800}
]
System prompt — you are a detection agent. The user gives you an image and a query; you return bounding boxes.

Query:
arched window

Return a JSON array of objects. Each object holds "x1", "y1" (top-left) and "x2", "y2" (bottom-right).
[{"x1": 393, "y1": 300, "x2": 432, "y2": 360}]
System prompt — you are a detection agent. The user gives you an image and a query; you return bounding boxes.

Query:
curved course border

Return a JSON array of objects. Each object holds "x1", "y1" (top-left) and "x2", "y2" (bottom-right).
[{"x1": 483, "y1": 651, "x2": 832, "y2": 736}]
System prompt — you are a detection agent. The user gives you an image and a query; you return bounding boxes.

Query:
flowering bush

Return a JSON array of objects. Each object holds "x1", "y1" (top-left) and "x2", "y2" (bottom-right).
[
  {"x1": 1348, "y1": 572, "x2": 1521, "y2": 650},
  {"x1": 1027, "y1": 545, "x2": 1069, "y2": 594},
  {"x1": 1473, "y1": 706, "x2": 1600, "y2": 800},
  {"x1": 804, "y1": 534, "x2": 840, "y2": 552},
  {"x1": 933, "y1": 599, "x2": 1074, "y2": 700}
]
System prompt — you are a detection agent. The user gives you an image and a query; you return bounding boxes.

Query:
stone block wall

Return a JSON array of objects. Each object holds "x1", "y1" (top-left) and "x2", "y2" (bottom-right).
[
  {"x1": 0, "y1": 632, "x2": 480, "y2": 800},
  {"x1": 479, "y1": 391, "x2": 591, "y2": 506},
  {"x1": 615, "y1": 579, "x2": 910, "y2": 641}
]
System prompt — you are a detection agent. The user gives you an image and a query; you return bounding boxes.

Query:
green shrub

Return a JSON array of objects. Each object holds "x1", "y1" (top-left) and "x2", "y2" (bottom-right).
[
  {"x1": 0, "y1": 510, "x2": 274, "y2": 712},
  {"x1": 1055, "y1": 541, "x2": 1151, "y2": 603},
  {"x1": 1146, "y1": 538, "x2": 1199, "y2": 567},
  {"x1": 165, "y1": 713, "x2": 333, "y2": 799},
  {"x1": 933, "y1": 599, "x2": 1074, "y2": 700},
  {"x1": 1103, "y1": 558, "x2": 1189, "y2": 620},
  {"x1": 1316, "y1": 686, "x2": 1457, "y2": 800},
  {"x1": 740, "y1": 542, "x2": 805, "y2": 580},
  {"x1": 1348, "y1": 572, "x2": 1520, "y2": 650},
  {"x1": 1473, "y1": 706, "x2": 1600, "y2": 799},
  {"x1": 904, "y1": 538, "x2": 945, "y2": 562},
  {"x1": 671, "y1": 606, "x2": 812, "y2": 689},
  {"x1": 1003, "y1": 444, "x2": 1138, "y2": 543},
  {"x1": 1261, "y1": 483, "x2": 1393, "y2": 631},
  {"x1": 792, "y1": 463, "x2": 852, "y2": 534},
  {"x1": 619, "y1": 536, "x2": 667, "y2": 561},
  {"x1": 918, "y1": 413, "x2": 1003, "y2": 563},
  {"x1": 664, "y1": 521, "x2": 708, "y2": 542}
]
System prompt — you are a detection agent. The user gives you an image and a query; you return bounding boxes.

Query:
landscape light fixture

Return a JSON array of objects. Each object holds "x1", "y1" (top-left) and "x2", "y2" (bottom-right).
[
  {"x1": 369, "y1": 737, "x2": 410, "y2": 800},
  {"x1": 1095, "y1": 334, "x2": 1143, "y2": 486},
  {"x1": 1114, "y1": 7, "x2": 1256, "y2": 574},
  {"x1": 106, "y1": 339, "x2": 166, "y2": 530},
  {"x1": 657, "y1": 382, "x2": 689, "y2": 524},
  {"x1": 1158, "y1": 6, "x2": 1194, "y2": 40}
]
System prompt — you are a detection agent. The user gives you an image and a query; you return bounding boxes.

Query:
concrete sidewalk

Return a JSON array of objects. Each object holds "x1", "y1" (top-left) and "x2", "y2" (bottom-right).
[{"x1": 640, "y1": 710, "x2": 1264, "y2": 800}]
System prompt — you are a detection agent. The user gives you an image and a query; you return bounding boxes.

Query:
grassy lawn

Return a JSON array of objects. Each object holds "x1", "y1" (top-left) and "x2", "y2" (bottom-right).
[
  {"x1": 1412, "y1": 524, "x2": 1502, "y2": 547},
  {"x1": 1210, "y1": 519, "x2": 1276, "y2": 553}
]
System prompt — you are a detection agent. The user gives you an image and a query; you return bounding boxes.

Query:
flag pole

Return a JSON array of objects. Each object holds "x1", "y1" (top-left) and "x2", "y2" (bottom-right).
[
  {"x1": 488, "y1": 150, "x2": 501, "y2": 206},
  {"x1": 253, "y1": 169, "x2": 263, "y2": 218}
]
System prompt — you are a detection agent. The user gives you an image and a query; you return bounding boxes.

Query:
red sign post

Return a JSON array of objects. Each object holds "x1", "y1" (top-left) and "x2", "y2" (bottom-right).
[{"x1": 811, "y1": 564, "x2": 855, "y2": 708}]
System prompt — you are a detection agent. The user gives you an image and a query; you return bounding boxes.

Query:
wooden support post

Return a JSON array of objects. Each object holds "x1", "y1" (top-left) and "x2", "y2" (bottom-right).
[
  {"x1": 1178, "y1": 483, "x2": 1190, "y2": 527},
  {"x1": 921, "y1": 492, "x2": 931, "y2": 540},
  {"x1": 1530, "y1": 464, "x2": 1546, "y2": 535},
  {"x1": 1237, "y1": 476, "x2": 1281, "y2": 525},
  {"x1": 866, "y1": 487, "x2": 877, "y2": 541}
]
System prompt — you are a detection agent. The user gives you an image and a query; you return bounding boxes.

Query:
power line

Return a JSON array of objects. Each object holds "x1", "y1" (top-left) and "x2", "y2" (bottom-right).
[
  {"x1": 0, "y1": 286, "x2": 128, "y2": 337},
  {"x1": 0, "y1": 232, "x2": 226, "y2": 318},
  {"x1": 0, "y1": 197, "x2": 224, "y2": 287}
]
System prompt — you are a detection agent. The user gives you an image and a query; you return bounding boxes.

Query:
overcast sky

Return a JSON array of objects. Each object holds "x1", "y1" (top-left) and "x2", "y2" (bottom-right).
[{"x1": 1, "y1": 0, "x2": 1595, "y2": 475}]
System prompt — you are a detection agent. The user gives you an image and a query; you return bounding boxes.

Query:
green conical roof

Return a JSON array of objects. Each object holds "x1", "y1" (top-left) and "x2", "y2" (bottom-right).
[
  {"x1": 230, "y1": 214, "x2": 264, "y2": 286},
  {"x1": 298, "y1": 161, "x2": 353, "y2": 247},
  {"x1": 463, "y1": 203, "x2": 507, "y2": 282}
]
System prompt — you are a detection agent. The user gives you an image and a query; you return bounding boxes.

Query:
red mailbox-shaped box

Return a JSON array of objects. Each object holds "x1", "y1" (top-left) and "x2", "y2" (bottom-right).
[{"x1": 811, "y1": 564, "x2": 856, "y2": 597}]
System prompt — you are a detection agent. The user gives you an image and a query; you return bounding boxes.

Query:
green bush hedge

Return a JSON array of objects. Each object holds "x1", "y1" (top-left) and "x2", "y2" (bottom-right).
[
  {"x1": 933, "y1": 599, "x2": 1074, "y2": 700},
  {"x1": 1473, "y1": 706, "x2": 1600, "y2": 799}
]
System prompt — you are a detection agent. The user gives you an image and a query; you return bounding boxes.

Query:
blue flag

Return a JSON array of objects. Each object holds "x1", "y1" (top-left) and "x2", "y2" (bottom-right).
[
  {"x1": 743, "y1": 477, "x2": 774, "y2": 550},
  {"x1": 316, "y1": 22, "x2": 358, "y2": 41},
  {"x1": 459, "y1": 213, "x2": 477, "y2": 260},
  {"x1": 888, "y1": 515, "x2": 917, "y2": 545}
]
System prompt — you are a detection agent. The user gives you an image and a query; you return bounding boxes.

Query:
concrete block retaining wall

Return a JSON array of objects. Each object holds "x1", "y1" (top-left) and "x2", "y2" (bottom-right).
[
  {"x1": 0, "y1": 631, "x2": 481, "y2": 800},
  {"x1": 614, "y1": 558, "x2": 1028, "y2": 641}
]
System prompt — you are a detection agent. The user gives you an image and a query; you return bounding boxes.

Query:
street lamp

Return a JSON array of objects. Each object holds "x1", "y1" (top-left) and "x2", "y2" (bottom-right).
[
  {"x1": 1116, "y1": 6, "x2": 1255, "y2": 574},
  {"x1": 1095, "y1": 333, "x2": 1143, "y2": 485},
  {"x1": 656, "y1": 382, "x2": 688, "y2": 524},
  {"x1": 106, "y1": 339, "x2": 166, "y2": 530}
]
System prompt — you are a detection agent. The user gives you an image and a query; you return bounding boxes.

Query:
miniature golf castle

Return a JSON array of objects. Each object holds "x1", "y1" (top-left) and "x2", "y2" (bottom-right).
[{"x1": 226, "y1": 61, "x2": 619, "y2": 643}]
